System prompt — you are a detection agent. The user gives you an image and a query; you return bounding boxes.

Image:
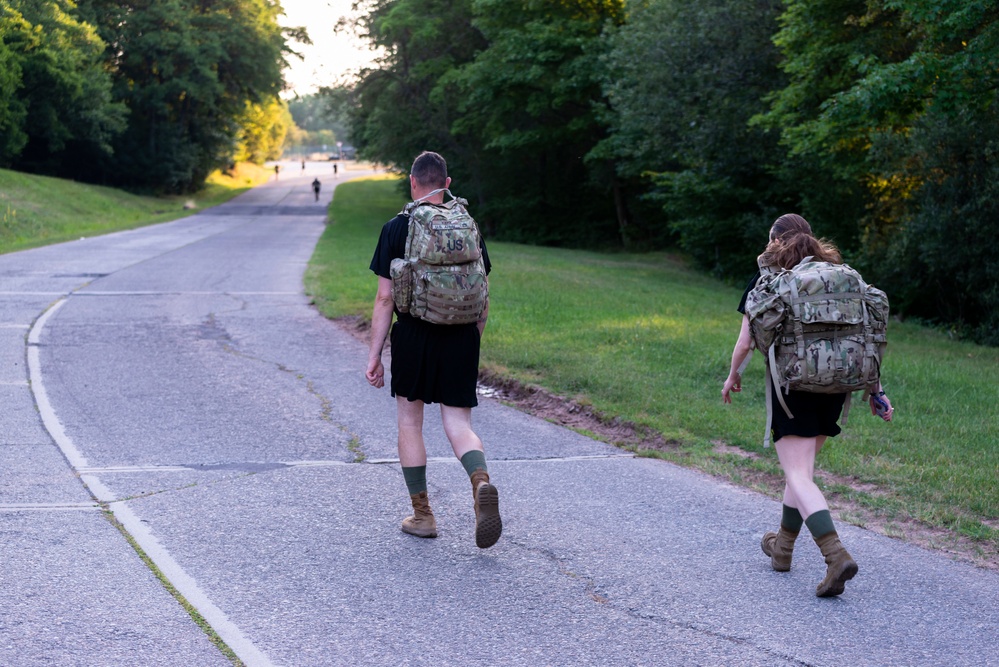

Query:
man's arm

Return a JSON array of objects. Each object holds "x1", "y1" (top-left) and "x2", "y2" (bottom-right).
[{"x1": 366, "y1": 276, "x2": 394, "y2": 388}]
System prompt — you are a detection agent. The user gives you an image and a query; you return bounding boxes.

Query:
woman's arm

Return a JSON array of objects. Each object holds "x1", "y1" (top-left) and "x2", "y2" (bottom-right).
[{"x1": 722, "y1": 314, "x2": 753, "y2": 403}]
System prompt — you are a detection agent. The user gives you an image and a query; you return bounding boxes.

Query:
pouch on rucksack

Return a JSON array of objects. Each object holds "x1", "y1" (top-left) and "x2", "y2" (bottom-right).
[
  {"x1": 744, "y1": 257, "x2": 888, "y2": 446},
  {"x1": 389, "y1": 189, "x2": 488, "y2": 325}
]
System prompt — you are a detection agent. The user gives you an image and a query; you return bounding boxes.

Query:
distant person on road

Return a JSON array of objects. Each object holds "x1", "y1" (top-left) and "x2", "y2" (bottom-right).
[
  {"x1": 312, "y1": 178, "x2": 321, "y2": 202},
  {"x1": 274, "y1": 164, "x2": 280, "y2": 180},
  {"x1": 365, "y1": 150, "x2": 501, "y2": 549},
  {"x1": 333, "y1": 162, "x2": 338, "y2": 178},
  {"x1": 722, "y1": 213, "x2": 893, "y2": 597},
  {"x1": 302, "y1": 159, "x2": 306, "y2": 171}
]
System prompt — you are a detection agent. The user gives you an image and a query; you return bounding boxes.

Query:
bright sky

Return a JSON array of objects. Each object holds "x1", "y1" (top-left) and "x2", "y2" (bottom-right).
[{"x1": 278, "y1": 0, "x2": 380, "y2": 98}]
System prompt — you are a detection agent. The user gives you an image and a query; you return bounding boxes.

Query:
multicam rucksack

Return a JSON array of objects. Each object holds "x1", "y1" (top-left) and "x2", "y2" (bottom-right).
[
  {"x1": 390, "y1": 189, "x2": 488, "y2": 325},
  {"x1": 744, "y1": 257, "x2": 889, "y2": 446}
]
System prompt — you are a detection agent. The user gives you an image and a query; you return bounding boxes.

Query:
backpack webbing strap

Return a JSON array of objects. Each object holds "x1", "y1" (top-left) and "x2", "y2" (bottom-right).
[
  {"x1": 768, "y1": 343, "x2": 794, "y2": 419},
  {"x1": 787, "y1": 275, "x2": 810, "y2": 386},
  {"x1": 860, "y1": 276, "x2": 875, "y2": 384},
  {"x1": 849, "y1": 272, "x2": 872, "y2": 424},
  {"x1": 764, "y1": 343, "x2": 794, "y2": 449},
  {"x1": 764, "y1": 371, "x2": 774, "y2": 449}
]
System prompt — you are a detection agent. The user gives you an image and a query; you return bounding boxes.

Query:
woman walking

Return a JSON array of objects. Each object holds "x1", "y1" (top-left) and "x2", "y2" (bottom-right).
[{"x1": 722, "y1": 214, "x2": 893, "y2": 597}]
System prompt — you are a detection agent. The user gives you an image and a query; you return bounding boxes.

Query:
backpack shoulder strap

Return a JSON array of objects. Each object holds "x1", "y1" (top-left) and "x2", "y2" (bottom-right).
[{"x1": 398, "y1": 208, "x2": 420, "y2": 260}]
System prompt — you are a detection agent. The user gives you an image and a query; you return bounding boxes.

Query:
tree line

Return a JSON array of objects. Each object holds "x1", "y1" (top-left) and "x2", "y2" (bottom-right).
[
  {"x1": 0, "y1": 0, "x2": 297, "y2": 193},
  {"x1": 337, "y1": 0, "x2": 999, "y2": 345}
]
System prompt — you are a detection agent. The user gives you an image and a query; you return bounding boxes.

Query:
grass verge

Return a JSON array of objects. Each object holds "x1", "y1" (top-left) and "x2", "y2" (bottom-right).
[
  {"x1": 306, "y1": 177, "x2": 999, "y2": 566},
  {"x1": 0, "y1": 163, "x2": 272, "y2": 255}
]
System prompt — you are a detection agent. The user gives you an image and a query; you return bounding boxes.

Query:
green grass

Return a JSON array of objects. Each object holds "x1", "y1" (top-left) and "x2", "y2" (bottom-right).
[
  {"x1": 307, "y1": 177, "x2": 999, "y2": 556},
  {"x1": 0, "y1": 163, "x2": 271, "y2": 254}
]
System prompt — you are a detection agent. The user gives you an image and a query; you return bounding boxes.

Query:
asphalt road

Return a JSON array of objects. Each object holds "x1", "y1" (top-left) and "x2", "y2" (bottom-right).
[{"x1": 1, "y1": 164, "x2": 996, "y2": 666}]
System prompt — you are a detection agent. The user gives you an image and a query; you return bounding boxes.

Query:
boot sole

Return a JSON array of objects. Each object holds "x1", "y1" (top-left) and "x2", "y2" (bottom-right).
[
  {"x1": 401, "y1": 526, "x2": 438, "y2": 538},
  {"x1": 475, "y1": 483, "x2": 502, "y2": 549},
  {"x1": 816, "y1": 560, "x2": 858, "y2": 597}
]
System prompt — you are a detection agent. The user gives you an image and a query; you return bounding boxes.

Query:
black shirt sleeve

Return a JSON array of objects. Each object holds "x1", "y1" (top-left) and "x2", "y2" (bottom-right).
[
  {"x1": 737, "y1": 271, "x2": 761, "y2": 315},
  {"x1": 369, "y1": 214, "x2": 409, "y2": 279}
]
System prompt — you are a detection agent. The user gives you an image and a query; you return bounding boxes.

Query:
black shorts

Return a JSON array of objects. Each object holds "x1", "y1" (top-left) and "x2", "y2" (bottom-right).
[
  {"x1": 771, "y1": 384, "x2": 847, "y2": 442},
  {"x1": 390, "y1": 315, "x2": 480, "y2": 407}
]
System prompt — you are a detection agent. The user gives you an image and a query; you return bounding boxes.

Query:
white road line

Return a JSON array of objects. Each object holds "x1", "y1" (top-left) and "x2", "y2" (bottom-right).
[
  {"x1": 27, "y1": 297, "x2": 275, "y2": 667},
  {"x1": 0, "y1": 380, "x2": 29, "y2": 386},
  {"x1": 27, "y1": 298, "x2": 66, "y2": 345},
  {"x1": 0, "y1": 323, "x2": 31, "y2": 329},
  {"x1": 27, "y1": 300, "x2": 88, "y2": 469},
  {"x1": 84, "y1": 475, "x2": 275, "y2": 667}
]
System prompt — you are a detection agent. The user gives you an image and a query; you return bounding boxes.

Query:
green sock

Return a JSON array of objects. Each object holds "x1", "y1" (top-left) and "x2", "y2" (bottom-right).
[
  {"x1": 459, "y1": 450, "x2": 487, "y2": 477},
  {"x1": 402, "y1": 465, "x2": 427, "y2": 495},
  {"x1": 804, "y1": 509, "x2": 836, "y2": 539},
  {"x1": 781, "y1": 504, "x2": 804, "y2": 532}
]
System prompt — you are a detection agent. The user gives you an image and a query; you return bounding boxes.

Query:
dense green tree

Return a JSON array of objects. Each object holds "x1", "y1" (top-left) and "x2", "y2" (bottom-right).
[
  {"x1": 0, "y1": 10, "x2": 27, "y2": 162},
  {"x1": 757, "y1": 0, "x2": 916, "y2": 250},
  {"x1": 765, "y1": 0, "x2": 999, "y2": 342},
  {"x1": 284, "y1": 92, "x2": 352, "y2": 155},
  {"x1": 315, "y1": 84, "x2": 355, "y2": 145},
  {"x1": 877, "y1": 104, "x2": 999, "y2": 344},
  {"x1": 234, "y1": 95, "x2": 290, "y2": 164},
  {"x1": 598, "y1": 0, "x2": 787, "y2": 272},
  {"x1": 445, "y1": 0, "x2": 626, "y2": 245},
  {"x1": 345, "y1": 0, "x2": 624, "y2": 244},
  {"x1": 78, "y1": 0, "x2": 297, "y2": 191},
  {"x1": 346, "y1": 0, "x2": 485, "y2": 196},
  {"x1": 287, "y1": 93, "x2": 342, "y2": 133},
  {"x1": 849, "y1": 1, "x2": 999, "y2": 342},
  {"x1": 0, "y1": 0, "x2": 125, "y2": 172}
]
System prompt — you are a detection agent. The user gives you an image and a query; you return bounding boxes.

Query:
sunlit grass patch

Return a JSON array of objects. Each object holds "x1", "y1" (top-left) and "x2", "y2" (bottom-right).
[{"x1": 0, "y1": 163, "x2": 272, "y2": 255}]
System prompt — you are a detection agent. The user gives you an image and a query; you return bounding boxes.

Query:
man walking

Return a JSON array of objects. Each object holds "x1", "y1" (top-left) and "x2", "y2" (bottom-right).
[
  {"x1": 365, "y1": 151, "x2": 501, "y2": 549},
  {"x1": 312, "y1": 178, "x2": 321, "y2": 202}
]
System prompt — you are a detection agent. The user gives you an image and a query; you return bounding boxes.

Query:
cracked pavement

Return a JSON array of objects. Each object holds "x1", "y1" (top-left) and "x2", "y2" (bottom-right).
[{"x1": 1, "y1": 166, "x2": 997, "y2": 666}]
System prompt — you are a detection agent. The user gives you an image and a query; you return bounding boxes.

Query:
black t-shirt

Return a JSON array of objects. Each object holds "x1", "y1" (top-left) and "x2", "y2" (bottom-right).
[
  {"x1": 737, "y1": 271, "x2": 761, "y2": 314},
  {"x1": 368, "y1": 212, "x2": 489, "y2": 406}
]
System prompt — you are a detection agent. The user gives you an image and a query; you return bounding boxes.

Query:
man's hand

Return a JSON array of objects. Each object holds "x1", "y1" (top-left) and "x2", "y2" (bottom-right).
[{"x1": 366, "y1": 357, "x2": 384, "y2": 388}]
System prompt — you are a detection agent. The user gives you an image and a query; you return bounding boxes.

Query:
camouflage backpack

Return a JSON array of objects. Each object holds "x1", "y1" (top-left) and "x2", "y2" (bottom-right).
[
  {"x1": 390, "y1": 189, "x2": 488, "y2": 325},
  {"x1": 744, "y1": 257, "x2": 889, "y2": 446}
]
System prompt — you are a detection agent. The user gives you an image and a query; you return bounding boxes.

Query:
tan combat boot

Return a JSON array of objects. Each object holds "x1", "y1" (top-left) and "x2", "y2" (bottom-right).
[
  {"x1": 814, "y1": 531, "x2": 858, "y2": 597},
  {"x1": 761, "y1": 526, "x2": 799, "y2": 572},
  {"x1": 401, "y1": 491, "x2": 438, "y2": 538},
  {"x1": 470, "y1": 470, "x2": 502, "y2": 549}
]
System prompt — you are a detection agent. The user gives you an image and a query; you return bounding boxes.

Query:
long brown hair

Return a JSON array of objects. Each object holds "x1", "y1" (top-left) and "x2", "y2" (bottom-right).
[{"x1": 758, "y1": 213, "x2": 841, "y2": 269}]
